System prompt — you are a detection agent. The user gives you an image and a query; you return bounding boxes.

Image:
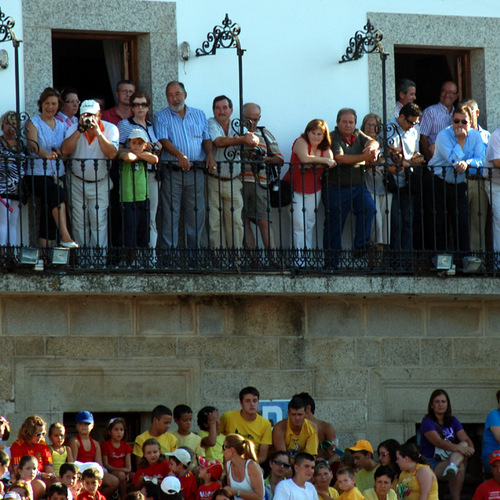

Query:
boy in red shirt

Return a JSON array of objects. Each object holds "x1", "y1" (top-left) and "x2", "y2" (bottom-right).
[
  {"x1": 76, "y1": 468, "x2": 105, "y2": 500},
  {"x1": 196, "y1": 458, "x2": 222, "y2": 500},
  {"x1": 165, "y1": 450, "x2": 197, "y2": 500}
]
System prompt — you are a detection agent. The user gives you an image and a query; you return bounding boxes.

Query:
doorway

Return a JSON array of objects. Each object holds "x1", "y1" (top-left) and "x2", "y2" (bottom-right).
[
  {"x1": 394, "y1": 48, "x2": 471, "y2": 110},
  {"x1": 52, "y1": 31, "x2": 138, "y2": 112}
]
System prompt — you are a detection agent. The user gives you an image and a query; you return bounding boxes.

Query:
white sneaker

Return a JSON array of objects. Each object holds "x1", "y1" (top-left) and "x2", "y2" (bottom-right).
[{"x1": 443, "y1": 462, "x2": 459, "y2": 478}]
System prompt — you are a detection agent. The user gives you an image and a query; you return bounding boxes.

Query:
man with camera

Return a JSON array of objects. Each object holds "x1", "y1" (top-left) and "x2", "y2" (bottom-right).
[{"x1": 62, "y1": 99, "x2": 119, "y2": 251}]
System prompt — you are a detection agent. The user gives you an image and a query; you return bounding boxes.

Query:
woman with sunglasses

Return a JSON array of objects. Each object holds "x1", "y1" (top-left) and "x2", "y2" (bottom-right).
[
  {"x1": 118, "y1": 92, "x2": 162, "y2": 250},
  {"x1": 10, "y1": 416, "x2": 55, "y2": 500},
  {"x1": 223, "y1": 434, "x2": 264, "y2": 500},
  {"x1": 428, "y1": 103, "x2": 485, "y2": 254}
]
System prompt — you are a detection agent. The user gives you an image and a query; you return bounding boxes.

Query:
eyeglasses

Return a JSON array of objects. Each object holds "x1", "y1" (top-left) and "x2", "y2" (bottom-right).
[
  {"x1": 35, "y1": 431, "x2": 46, "y2": 437},
  {"x1": 405, "y1": 118, "x2": 419, "y2": 126},
  {"x1": 132, "y1": 102, "x2": 148, "y2": 108},
  {"x1": 453, "y1": 119, "x2": 468, "y2": 125},
  {"x1": 222, "y1": 444, "x2": 232, "y2": 451},
  {"x1": 379, "y1": 452, "x2": 390, "y2": 457},
  {"x1": 273, "y1": 460, "x2": 291, "y2": 468},
  {"x1": 65, "y1": 100, "x2": 80, "y2": 105}
]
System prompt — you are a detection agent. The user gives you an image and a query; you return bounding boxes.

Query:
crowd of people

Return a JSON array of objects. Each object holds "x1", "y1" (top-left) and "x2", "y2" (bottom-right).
[
  {"x1": 1, "y1": 387, "x2": 500, "y2": 500},
  {"x1": 1, "y1": 77, "x2": 500, "y2": 268}
]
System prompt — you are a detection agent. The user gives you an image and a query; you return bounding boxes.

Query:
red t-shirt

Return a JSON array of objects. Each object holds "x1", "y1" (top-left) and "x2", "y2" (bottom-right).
[
  {"x1": 77, "y1": 490, "x2": 106, "y2": 500},
  {"x1": 180, "y1": 471, "x2": 198, "y2": 500},
  {"x1": 10, "y1": 439, "x2": 53, "y2": 470},
  {"x1": 197, "y1": 481, "x2": 221, "y2": 500},
  {"x1": 132, "y1": 460, "x2": 170, "y2": 485},
  {"x1": 101, "y1": 440, "x2": 133, "y2": 469},
  {"x1": 472, "y1": 479, "x2": 500, "y2": 500}
]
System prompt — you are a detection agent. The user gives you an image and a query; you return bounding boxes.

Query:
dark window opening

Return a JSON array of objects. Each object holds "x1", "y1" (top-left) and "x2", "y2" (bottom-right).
[{"x1": 394, "y1": 48, "x2": 471, "y2": 111}]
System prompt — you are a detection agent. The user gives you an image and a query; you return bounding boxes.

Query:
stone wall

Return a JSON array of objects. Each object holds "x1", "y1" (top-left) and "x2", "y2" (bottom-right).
[{"x1": 1, "y1": 273, "x2": 499, "y2": 450}]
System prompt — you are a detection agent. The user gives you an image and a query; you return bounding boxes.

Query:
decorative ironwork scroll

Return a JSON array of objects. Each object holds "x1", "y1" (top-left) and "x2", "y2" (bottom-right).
[
  {"x1": 339, "y1": 19, "x2": 384, "y2": 63},
  {"x1": 195, "y1": 13, "x2": 242, "y2": 57}
]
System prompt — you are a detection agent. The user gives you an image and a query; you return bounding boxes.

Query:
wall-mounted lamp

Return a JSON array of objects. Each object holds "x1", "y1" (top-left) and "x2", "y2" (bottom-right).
[
  {"x1": 0, "y1": 49, "x2": 8, "y2": 69},
  {"x1": 179, "y1": 42, "x2": 190, "y2": 61}
]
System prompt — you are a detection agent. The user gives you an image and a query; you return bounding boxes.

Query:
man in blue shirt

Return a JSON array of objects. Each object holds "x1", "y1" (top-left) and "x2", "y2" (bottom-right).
[{"x1": 154, "y1": 81, "x2": 216, "y2": 249}]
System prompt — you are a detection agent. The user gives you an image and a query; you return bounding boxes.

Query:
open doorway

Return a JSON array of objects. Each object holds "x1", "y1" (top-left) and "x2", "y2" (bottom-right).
[
  {"x1": 394, "y1": 47, "x2": 471, "y2": 110},
  {"x1": 52, "y1": 31, "x2": 138, "y2": 112}
]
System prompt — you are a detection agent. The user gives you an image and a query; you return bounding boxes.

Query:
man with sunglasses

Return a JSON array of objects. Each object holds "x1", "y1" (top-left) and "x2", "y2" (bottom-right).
[{"x1": 386, "y1": 102, "x2": 424, "y2": 253}]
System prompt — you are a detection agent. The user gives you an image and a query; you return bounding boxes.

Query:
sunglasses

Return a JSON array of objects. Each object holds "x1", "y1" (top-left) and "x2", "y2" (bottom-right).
[
  {"x1": 405, "y1": 118, "x2": 419, "y2": 126},
  {"x1": 453, "y1": 119, "x2": 468, "y2": 125},
  {"x1": 273, "y1": 460, "x2": 291, "y2": 468},
  {"x1": 222, "y1": 444, "x2": 232, "y2": 451},
  {"x1": 132, "y1": 102, "x2": 148, "y2": 108}
]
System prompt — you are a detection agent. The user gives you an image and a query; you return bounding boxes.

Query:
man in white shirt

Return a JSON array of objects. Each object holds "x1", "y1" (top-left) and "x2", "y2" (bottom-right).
[{"x1": 274, "y1": 452, "x2": 318, "y2": 500}]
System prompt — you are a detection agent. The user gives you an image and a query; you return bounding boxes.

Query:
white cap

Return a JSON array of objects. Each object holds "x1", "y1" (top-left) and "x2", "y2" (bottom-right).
[
  {"x1": 161, "y1": 476, "x2": 181, "y2": 494},
  {"x1": 165, "y1": 448, "x2": 191, "y2": 466},
  {"x1": 128, "y1": 128, "x2": 149, "y2": 142},
  {"x1": 80, "y1": 100, "x2": 100, "y2": 115}
]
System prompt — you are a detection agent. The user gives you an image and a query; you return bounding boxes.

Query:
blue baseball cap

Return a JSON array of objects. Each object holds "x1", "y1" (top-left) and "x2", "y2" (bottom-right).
[{"x1": 76, "y1": 411, "x2": 94, "y2": 424}]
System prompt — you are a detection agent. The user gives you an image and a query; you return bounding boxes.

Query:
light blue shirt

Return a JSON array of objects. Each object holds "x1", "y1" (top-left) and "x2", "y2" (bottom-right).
[
  {"x1": 429, "y1": 125, "x2": 484, "y2": 183},
  {"x1": 153, "y1": 105, "x2": 209, "y2": 162}
]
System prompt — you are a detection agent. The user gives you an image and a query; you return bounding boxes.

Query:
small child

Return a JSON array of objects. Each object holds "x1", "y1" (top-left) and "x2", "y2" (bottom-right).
[
  {"x1": 336, "y1": 468, "x2": 364, "y2": 500},
  {"x1": 76, "y1": 468, "x2": 105, "y2": 500},
  {"x1": 160, "y1": 477, "x2": 182, "y2": 500},
  {"x1": 46, "y1": 482, "x2": 69, "y2": 500},
  {"x1": 49, "y1": 424, "x2": 74, "y2": 476},
  {"x1": 165, "y1": 449, "x2": 197, "y2": 500},
  {"x1": 68, "y1": 412, "x2": 119, "y2": 499},
  {"x1": 132, "y1": 439, "x2": 170, "y2": 491},
  {"x1": 16, "y1": 456, "x2": 38, "y2": 500},
  {"x1": 119, "y1": 128, "x2": 158, "y2": 250},
  {"x1": 7, "y1": 482, "x2": 31, "y2": 500},
  {"x1": 196, "y1": 458, "x2": 222, "y2": 500},
  {"x1": 101, "y1": 418, "x2": 133, "y2": 500},
  {"x1": 59, "y1": 463, "x2": 81, "y2": 500},
  {"x1": 196, "y1": 408, "x2": 224, "y2": 463},
  {"x1": 171, "y1": 406, "x2": 204, "y2": 459},
  {"x1": 0, "y1": 449, "x2": 10, "y2": 497}
]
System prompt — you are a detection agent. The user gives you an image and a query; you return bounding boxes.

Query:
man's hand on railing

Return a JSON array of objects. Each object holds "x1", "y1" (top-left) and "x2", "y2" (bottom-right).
[
  {"x1": 454, "y1": 160, "x2": 469, "y2": 174},
  {"x1": 243, "y1": 132, "x2": 260, "y2": 147}
]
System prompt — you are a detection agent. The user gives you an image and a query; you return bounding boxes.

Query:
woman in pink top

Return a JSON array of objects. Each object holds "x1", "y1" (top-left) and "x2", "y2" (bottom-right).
[{"x1": 284, "y1": 119, "x2": 336, "y2": 263}]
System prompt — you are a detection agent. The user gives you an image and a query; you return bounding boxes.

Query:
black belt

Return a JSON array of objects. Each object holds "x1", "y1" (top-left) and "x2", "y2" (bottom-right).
[
  {"x1": 208, "y1": 172, "x2": 239, "y2": 182},
  {"x1": 71, "y1": 172, "x2": 106, "y2": 183}
]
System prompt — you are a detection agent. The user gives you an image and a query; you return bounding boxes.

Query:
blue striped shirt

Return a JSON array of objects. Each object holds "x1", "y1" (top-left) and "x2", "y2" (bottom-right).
[
  {"x1": 117, "y1": 118, "x2": 158, "y2": 145},
  {"x1": 153, "y1": 105, "x2": 209, "y2": 162}
]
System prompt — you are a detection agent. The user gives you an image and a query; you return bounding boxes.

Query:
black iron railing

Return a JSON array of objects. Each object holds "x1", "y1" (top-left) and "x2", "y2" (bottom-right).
[{"x1": 0, "y1": 151, "x2": 498, "y2": 276}]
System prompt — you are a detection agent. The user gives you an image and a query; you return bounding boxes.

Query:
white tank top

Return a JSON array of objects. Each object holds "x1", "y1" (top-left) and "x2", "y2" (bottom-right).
[{"x1": 227, "y1": 459, "x2": 264, "y2": 500}]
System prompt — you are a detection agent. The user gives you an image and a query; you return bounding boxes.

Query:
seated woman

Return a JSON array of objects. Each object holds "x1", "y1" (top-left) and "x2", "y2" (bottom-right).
[
  {"x1": 283, "y1": 119, "x2": 336, "y2": 263},
  {"x1": 429, "y1": 104, "x2": 485, "y2": 253},
  {"x1": 10, "y1": 416, "x2": 55, "y2": 500},
  {"x1": 24, "y1": 87, "x2": 77, "y2": 249},
  {"x1": 419, "y1": 389, "x2": 474, "y2": 500},
  {"x1": 0, "y1": 111, "x2": 26, "y2": 248},
  {"x1": 396, "y1": 444, "x2": 438, "y2": 500},
  {"x1": 482, "y1": 389, "x2": 500, "y2": 473}
]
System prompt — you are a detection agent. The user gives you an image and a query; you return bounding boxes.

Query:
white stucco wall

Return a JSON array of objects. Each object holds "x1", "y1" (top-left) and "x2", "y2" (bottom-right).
[{"x1": 0, "y1": 2, "x2": 24, "y2": 115}]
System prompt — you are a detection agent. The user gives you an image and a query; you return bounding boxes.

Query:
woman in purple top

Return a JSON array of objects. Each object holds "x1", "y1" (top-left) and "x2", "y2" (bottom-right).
[{"x1": 420, "y1": 389, "x2": 475, "y2": 500}]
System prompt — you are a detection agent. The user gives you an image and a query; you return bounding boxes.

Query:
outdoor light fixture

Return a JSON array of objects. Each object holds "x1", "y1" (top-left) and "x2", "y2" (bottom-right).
[
  {"x1": 19, "y1": 247, "x2": 39, "y2": 265},
  {"x1": 0, "y1": 49, "x2": 8, "y2": 69},
  {"x1": 462, "y1": 256, "x2": 484, "y2": 273},
  {"x1": 179, "y1": 41, "x2": 190, "y2": 61},
  {"x1": 50, "y1": 247, "x2": 70, "y2": 265},
  {"x1": 433, "y1": 254, "x2": 453, "y2": 270}
]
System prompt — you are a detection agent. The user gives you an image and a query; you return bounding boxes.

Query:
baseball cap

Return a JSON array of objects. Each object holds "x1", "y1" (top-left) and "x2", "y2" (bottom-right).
[
  {"x1": 161, "y1": 476, "x2": 181, "y2": 494},
  {"x1": 128, "y1": 128, "x2": 149, "y2": 143},
  {"x1": 490, "y1": 450, "x2": 500, "y2": 465},
  {"x1": 347, "y1": 439, "x2": 373, "y2": 454},
  {"x1": 80, "y1": 100, "x2": 100, "y2": 115},
  {"x1": 4, "y1": 493, "x2": 22, "y2": 500},
  {"x1": 165, "y1": 448, "x2": 191, "y2": 466},
  {"x1": 75, "y1": 410, "x2": 94, "y2": 424},
  {"x1": 198, "y1": 457, "x2": 223, "y2": 480}
]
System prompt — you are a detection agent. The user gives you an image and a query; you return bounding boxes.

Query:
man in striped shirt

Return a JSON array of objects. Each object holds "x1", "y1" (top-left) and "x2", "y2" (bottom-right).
[
  {"x1": 154, "y1": 81, "x2": 216, "y2": 249},
  {"x1": 419, "y1": 81, "x2": 458, "y2": 161}
]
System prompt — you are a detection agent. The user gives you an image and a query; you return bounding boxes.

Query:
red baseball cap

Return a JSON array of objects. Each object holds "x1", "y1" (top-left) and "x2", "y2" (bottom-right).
[
  {"x1": 198, "y1": 457, "x2": 223, "y2": 480},
  {"x1": 490, "y1": 450, "x2": 500, "y2": 465}
]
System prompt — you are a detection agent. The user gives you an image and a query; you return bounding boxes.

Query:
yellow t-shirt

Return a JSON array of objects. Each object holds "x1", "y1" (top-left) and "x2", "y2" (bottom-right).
[
  {"x1": 362, "y1": 488, "x2": 397, "y2": 500},
  {"x1": 398, "y1": 464, "x2": 438, "y2": 500},
  {"x1": 284, "y1": 418, "x2": 318, "y2": 455},
  {"x1": 133, "y1": 430, "x2": 177, "y2": 457},
  {"x1": 220, "y1": 410, "x2": 272, "y2": 450},
  {"x1": 338, "y1": 487, "x2": 365, "y2": 500},
  {"x1": 198, "y1": 430, "x2": 225, "y2": 462},
  {"x1": 169, "y1": 430, "x2": 205, "y2": 457}
]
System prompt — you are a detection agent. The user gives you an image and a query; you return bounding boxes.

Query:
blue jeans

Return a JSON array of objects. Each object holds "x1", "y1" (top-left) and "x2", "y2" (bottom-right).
[{"x1": 322, "y1": 183, "x2": 376, "y2": 252}]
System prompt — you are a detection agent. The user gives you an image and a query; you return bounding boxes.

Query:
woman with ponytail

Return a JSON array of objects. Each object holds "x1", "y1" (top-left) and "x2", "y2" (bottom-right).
[{"x1": 222, "y1": 434, "x2": 264, "y2": 500}]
